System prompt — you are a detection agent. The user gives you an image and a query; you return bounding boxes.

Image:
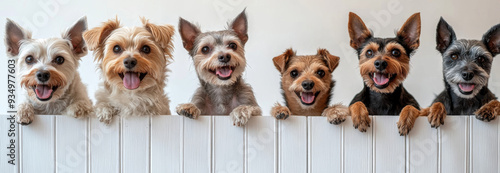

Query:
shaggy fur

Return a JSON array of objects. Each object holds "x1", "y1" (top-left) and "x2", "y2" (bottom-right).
[
  {"x1": 84, "y1": 17, "x2": 174, "y2": 124},
  {"x1": 5, "y1": 17, "x2": 92, "y2": 124}
]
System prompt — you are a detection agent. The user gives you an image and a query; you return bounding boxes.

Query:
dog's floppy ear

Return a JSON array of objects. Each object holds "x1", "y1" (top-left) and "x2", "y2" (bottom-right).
[
  {"x1": 230, "y1": 9, "x2": 248, "y2": 45},
  {"x1": 63, "y1": 16, "x2": 88, "y2": 57},
  {"x1": 83, "y1": 18, "x2": 120, "y2": 52},
  {"x1": 179, "y1": 18, "x2": 201, "y2": 52},
  {"x1": 436, "y1": 17, "x2": 456, "y2": 54},
  {"x1": 482, "y1": 23, "x2": 500, "y2": 57},
  {"x1": 348, "y1": 12, "x2": 372, "y2": 50},
  {"x1": 142, "y1": 17, "x2": 175, "y2": 58},
  {"x1": 273, "y1": 48, "x2": 295, "y2": 73},
  {"x1": 317, "y1": 49, "x2": 340, "y2": 72},
  {"x1": 397, "y1": 13, "x2": 421, "y2": 50},
  {"x1": 5, "y1": 19, "x2": 31, "y2": 57}
]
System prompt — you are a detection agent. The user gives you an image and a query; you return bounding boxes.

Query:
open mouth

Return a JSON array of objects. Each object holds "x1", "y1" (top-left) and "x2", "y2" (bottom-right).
[
  {"x1": 118, "y1": 72, "x2": 147, "y2": 90},
  {"x1": 32, "y1": 85, "x2": 58, "y2": 101},
  {"x1": 295, "y1": 91, "x2": 320, "y2": 105},
  {"x1": 370, "y1": 72, "x2": 396, "y2": 89},
  {"x1": 458, "y1": 83, "x2": 475, "y2": 95},
  {"x1": 210, "y1": 66, "x2": 235, "y2": 80}
]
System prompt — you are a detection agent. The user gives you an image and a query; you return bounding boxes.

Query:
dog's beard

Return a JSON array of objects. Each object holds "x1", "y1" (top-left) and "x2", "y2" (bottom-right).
[
  {"x1": 445, "y1": 70, "x2": 489, "y2": 99},
  {"x1": 194, "y1": 54, "x2": 246, "y2": 86}
]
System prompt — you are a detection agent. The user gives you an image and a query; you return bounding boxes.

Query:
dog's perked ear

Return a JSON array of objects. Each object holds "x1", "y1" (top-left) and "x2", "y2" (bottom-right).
[
  {"x1": 178, "y1": 18, "x2": 201, "y2": 52},
  {"x1": 317, "y1": 49, "x2": 340, "y2": 72},
  {"x1": 273, "y1": 48, "x2": 295, "y2": 73},
  {"x1": 348, "y1": 12, "x2": 372, "y2": 50},
  {"x1": 63, "y1": 16, "x2": 88, "y2": 57},
  {"x1": 482, "y1": 23, "x2": 500, "y2": 57},
  {"x1": 397, "y1": 13, "x2": 421, "y2": 50},
  {"x1": 436, "y1": 17, "x2": 456, "y2": 54},
  {"x1": 83, "y1": 18, "x2": 120, "y2": 55},
  {"x1": 5, "y1": 19, "x2": 31, "y2": 57},
  {"x1": 230, "y1": 9, "x2": 248, "y2": 45},
  {"x1": 142, "y1": 18, "x2": 175, "y2": 58}
]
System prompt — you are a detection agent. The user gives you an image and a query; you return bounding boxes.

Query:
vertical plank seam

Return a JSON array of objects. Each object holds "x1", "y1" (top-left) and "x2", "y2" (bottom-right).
[
  {"x1": 119, "y1": 117, "x2": 123, "y2": 173},
  {"x1": 341, "y1": 118, "x2": 344, "y2": 173},
  {"x1": 307, "y1": 117, "x2": 311, "y2": 173},
  {"x1": 438, "y1": 125, "x2": 442, "y2": 173},
  {"x1": 210, "y1": 116, "x2": 214, "y2": 173},
  {"x1": 372, "y1": 116, "x2": 375, "y2": 173},
  {"x1": 180, "y1": 116, "x2": 184, "y2": 173},
  {"x1": 278, "y1": 119, "x2": 281, "y2": 173},
  {"x1": 406, "y1": 131, "x2": 410, "y2": 173},
  {"x1": 148, "y1": 115, "x2": 152, "y2": 173},
  {"x1": 244, "y1": 119, "x2": 248, "y2": 173},
  {"x1": 19, "y1": 119, "x2": 23, "y2": 173},
  {"x1": 467, "y1": 117, "x2": 471, "y2": 173},
  {"x1": 53, "y1": 116, "x2": 57, "y2": 173},
  {"x1": 86, "y1": 116, "x2": 90, "y2": 173},
  {"x1": 274, "y1": 118, "x2": 278, "y2": 173}
]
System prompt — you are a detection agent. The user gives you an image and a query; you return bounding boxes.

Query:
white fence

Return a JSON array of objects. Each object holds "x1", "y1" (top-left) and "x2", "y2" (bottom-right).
[{"x1": 0, "y1": 115, "x2": 499, "y2": 173}]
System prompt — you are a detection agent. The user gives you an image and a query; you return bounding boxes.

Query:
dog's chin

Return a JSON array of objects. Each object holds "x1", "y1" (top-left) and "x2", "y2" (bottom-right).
[
  {"x1": 203, "y1": 66, "x2": 241, "y2": 86},
  {"x1": 452, "y1": 82, "x2": 482, "y2": 99},
  {"x1": 30, "y1": 85, "x2": 59, "y2": 102},
  {"x1": 118, "y1": 72, "x2": 147, "y2": 90},
  {"x1": 295, "y1": 91, "x2": 320, "y2": 106}
]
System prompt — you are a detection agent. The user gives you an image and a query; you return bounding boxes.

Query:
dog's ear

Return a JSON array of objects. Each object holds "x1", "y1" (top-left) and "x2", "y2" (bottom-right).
[
  {"x1": 230, "y1": 9, "x2": 248, "y2": 45},
  {"x1": 273, "y1": 48, "x2": 295, "y2": 73},
  {"x1": 317, "y1": 49, "x2": 340, "y2": 72},
  {"x1": 179, "y1": 18, "x2": 201, "y2": 52},
  {"x1": 63, "y1": 16, "x2": 88, "y2": 57},
  {"x1": 482, "y1": 23, "x2": 500, "y2": 57},
  {"x1": 397, "y1": 13, "x2": 421, "y2": 50},
  {"x1": 436, "y1": 17, "x2": 456, "y2": 54},
  {"x1": 142, "y1": 18, "x2": 175, "y2": 58},
  {"x1": 348, "y1": 12, "x2": 372, "y2": 50},
  {"x1": 83, "y1": 18, "x2": 120, "y2": 52},
  {"x1": 5, "y1": 19, "x2": 31, "y2": 57}
]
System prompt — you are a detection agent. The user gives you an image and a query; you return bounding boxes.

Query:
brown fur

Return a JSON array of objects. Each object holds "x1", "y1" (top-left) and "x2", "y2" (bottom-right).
[
  {"x1": 425, "y1": 102, "x2": 446, "y2": 127},
  {"x1": 349, "y1": 101, "x2": 371, "y2": 132},
  {"x1": 397, "y1": 105, "x2": 421, "y2": 135},
  {"x1": 475, "y1": 100, "x2": 500, "y2": 121}
]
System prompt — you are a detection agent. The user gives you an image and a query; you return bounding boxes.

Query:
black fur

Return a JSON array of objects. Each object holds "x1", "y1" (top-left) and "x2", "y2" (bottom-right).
[
  {"x1": 350, "y1": 84, "x2": 420, "y2": 115},
  {"x1": 432, "y1": 83, "x2": 496, "y2": 115}
]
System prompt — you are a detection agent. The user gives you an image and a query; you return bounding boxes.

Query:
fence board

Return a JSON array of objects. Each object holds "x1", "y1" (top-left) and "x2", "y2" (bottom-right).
[
  {"x1": 246, "y1": 116, "x2": 276, "y2": 173},
  {"x1": 55, "y1": 116, "x2": 88, "y2": 173},
  {"x1": 440, "y1": 116, "x2": 468, "y2": 173},
  {"x1": 183, "y1": 116, "x2": 212, "y2": 173},
  {"x1": 408, "y1": 117, "x2": 438, "y2": 173},
  {"x1": 121, "y1": 116, "x2": 151, "y2": 173},
  {"x1": 213, "y1": 116, "x2": 245, "y2": 173},
  {"x1": 151, "y1": 115, "x2": 182, "y2": 173},
  {"x1": 343, "y1": 116, "x2": 373, "y2": 173},
  {"x1": 89, "y1": 116, "x2": 120, "y2": 173},
  {"x1": 279, "y1": 116, "x2": 307, "y2": 173},
  {"x1": 373, "y1": 116, "x2": 405, "y2": 173},
  {"x1": 308, "y1": 116, "x2": 342, "y2": 173},
  {"x1": 471, "y1": 117, "x2": 499, "y2": 173},
  {"x1": 21, "y1": 115, "x2": 55, "y2": 173}
]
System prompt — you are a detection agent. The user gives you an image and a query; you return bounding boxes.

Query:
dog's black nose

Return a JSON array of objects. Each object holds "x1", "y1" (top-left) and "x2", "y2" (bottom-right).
[
  {"x1": 218, "y1": 54, "x2": 231, "y2": 63},
  {"x1": 374, "y1": 60, "x2": 388, "y2": 71},
  {"x1": 302, "y1": 80, "x2": 315, "y2": 90},
  {"x1": 123, "y1": 57, "x2": 137, "y2": 69},
  {"x1": 462, "y1": 71, "x2": 474, "y2": 81},
  {"x1": 36, "y1": 70, "x2": 50, "y2": 82}
]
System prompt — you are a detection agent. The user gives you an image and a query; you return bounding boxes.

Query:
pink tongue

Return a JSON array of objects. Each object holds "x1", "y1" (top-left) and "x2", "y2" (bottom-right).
[
  {"x1": 123, "y1": 72, "x2": 140, "y2": 90},
  {"x1": 216, "y1": 67, "x2": 233, "y2": 78},
  {"x1": 301, "y1": 92, "x2": 315, "y2": 104},
  {"x1": 373, "y1": 73, "x2": 389, "y2": 85},
  {"x1": 35, "y1": 85, "x2": 53, "y2": 99},
  {"x1": 459, "y1": 83, "x2": 475, "y2": 92}
]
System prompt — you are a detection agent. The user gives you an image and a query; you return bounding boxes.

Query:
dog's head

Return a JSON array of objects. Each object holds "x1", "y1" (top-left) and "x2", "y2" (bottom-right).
[
  {"x1": 273, "y1": 48, "x2": 339, "y2": 109},
  {"x1": 348, "y1": 12, "x2": 421, "y2": 93},
  {"x1": 436, "y1": 18, "x2": 500, "y2": 99},
  {"x1": 179, "y1": 10, "x2": 248, "y2": 86},
  {"x1": 5, "y1": 17, "x2": 88, "y2": 102},
  {"x1": 83, "y1": 17, "x2": 175, "y2": 91}
]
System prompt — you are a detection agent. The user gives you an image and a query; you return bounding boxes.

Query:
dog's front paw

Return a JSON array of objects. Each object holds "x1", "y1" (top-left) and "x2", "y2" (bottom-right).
[
  {"x1": 95, "y1": 104, "x2": 116, "y2": 124},
  {"x1": 17, "y1": 103, "x2": 35, "y2": 125},
  {"x1": 428, "y1": 102, "x2": 446, "y2": 128},
  {"x1": 271, "y1": 103, "x2": 290, "y2": 120},
  {"x1": 323, "y1": 104, "x2": 349, "y2": 125},
  {"x1": 475, "y1": 100, "x2": 500, "y2": 122},
  {"x1": 230, "y1": 105, "x2": 261, "y2": 126},
  {"x1": 67, "y1": 101, "x2": 93, "y2": 118},
  {"x1": 397, "y1": 105, "x2": 420, "y2": 136},
  {"x1": 176, "y1": 103, "x2": 201, "y2": 119},
  {"x1": 349, "y1": 102, "x2": 371, "y2": 132}
]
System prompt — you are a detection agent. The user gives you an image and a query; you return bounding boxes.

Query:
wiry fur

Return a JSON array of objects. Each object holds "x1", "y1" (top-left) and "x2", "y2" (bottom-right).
[
  {"x1": 5, "y1": 17, "x2": 92, "y2": 124},
  {"x1": 176, "y1": 10, "x2": 261, "y2": 126},
  {"x1": 84, "y1": 17, "x2": 174, "y2": 124}
]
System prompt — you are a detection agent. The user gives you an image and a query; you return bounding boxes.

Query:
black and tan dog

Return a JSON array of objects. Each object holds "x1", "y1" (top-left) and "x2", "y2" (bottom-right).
[
  {"x1": 425, "y1": 18, "x2": 500, "y2": 124},
  {"x1": 270, "y1": 49, "x2": 349, "y2": 124}
]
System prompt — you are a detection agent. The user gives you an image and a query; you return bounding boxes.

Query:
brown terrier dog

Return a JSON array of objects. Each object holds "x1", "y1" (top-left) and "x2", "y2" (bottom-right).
[{"x1": 271, "y1": 49, "x2": 349, "y2": 123}]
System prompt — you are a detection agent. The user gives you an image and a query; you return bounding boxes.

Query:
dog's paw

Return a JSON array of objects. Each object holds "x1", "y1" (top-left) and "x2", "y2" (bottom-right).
[
  {"x1": 323, "y1": 104, "x2": 349, "y2": 125},
  {"x1": 95, "y1": 104, "x2": 116, "y2": 124},
  {"x1": 428, "y1": 102, "x2": 446, "y2": 128},
  {"x1": 17, "y1": 103, "x2": 35, "y2": 125},
  {"x1": 475, "y1": 100, "x2": 500, "y2": 122},
  {"x1": 349, "y1": 102, "x2": 371, "y2": 132},
  {"x1": 271, "y1": 104, "x2": 290, "y2": 120},
  {"x1": 397, "y1": 105, "x2": 420, "y2": 136},
  {"x1": 176, "y1": 103, "x2": 201, "y2": 119},
  {"x1": 230, "y1": 105, "x2": 260, "y2": 126},
  {"x1": 67, "y1": 101, "x2": 93, "y2": 118}
]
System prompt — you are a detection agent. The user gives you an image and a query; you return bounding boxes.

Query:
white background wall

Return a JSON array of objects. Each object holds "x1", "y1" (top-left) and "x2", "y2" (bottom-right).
[{"x1": 1, "y1": 0, "x2": 499, "y2": 115}]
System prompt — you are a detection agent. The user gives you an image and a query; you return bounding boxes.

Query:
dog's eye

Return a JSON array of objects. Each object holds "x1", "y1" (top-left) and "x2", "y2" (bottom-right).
[
  {"x1": 391, "y1": 49, "x2": 401, "y2": 57},
  {"x1": 113, "y1": 45, "x2": 122, "y2": 53},
  {"x1": 201, "y1": 46, "x2": 210, "y2": 54},
  {"x1": 317, "y1": 70, "x2": 325, "y2": 77},
  {"x1": 477, "y1": 56, "x2": 486, "y2": 63},
  {"x1": 366, "y1": 50, "x2": 374, "y2": 58},
  {"x1": 141, "y1": 45, "x2": 151, "y2": 54},
  {"x1": 54, "y1": 56, "x2": 65, "y2": 65},
  {"x1": 451, "y1": 54, "x2": 458, "y2": 60},
  {"x1": 290, "y1": 70, "x2": 298, "y2": 78},
  {"x1": 25, "y1": 56, "x2": 35, "y2": 64},
  {"x1": 228, "y1": 43, "x2": 237, "y2": 50}
]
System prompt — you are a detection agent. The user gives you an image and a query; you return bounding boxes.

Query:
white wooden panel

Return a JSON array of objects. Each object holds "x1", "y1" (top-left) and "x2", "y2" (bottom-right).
[
  {"x1": 308, "y1": 116, "x2": 342, "y2": 173},
  {"x1": 213, "y1": 116, "x2": 245, "y2": 173},
  {"x1": 471, "y1": 116, "x2": 499, "y2": 172},
  {"x1": 440, "y1": 116, "x2": 468, "y2": 173},
  {"x1": 344, "y1": 116, "x2": 373, "y2": 173},
  {"x1": 21, "y1": 115, "x2": 55, "y2": 173},
  {"x1": 246, "y1": 116, "x2": 276, "y2": 173},
  {"x1": 89, "y1": 116, "x2": 120, "y2": 173},
  {"x1": 279, "y1": 116, "x2": 307, "y2": 173},
  {"x1": 373, "y1": 116, "x2": 405, "y2": 173},
  {"x1": 183, "y1": 116, "x2": 211, "y2": 173},
  {"x1": 0, "y1": 114, "x2": 19, "y2": 173},
  {"x1": 408, "y1": 117, "x2": 438, "y2": 173},
  {"x1": 151, "y1": 115, "x2": 182, "y2": 173},
  {"x1": 55, "y1": 116, "x2": 88, "y2": 173},
  {"x1": 121, "y1": 116, "x2": 150, "y2": 173}
]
